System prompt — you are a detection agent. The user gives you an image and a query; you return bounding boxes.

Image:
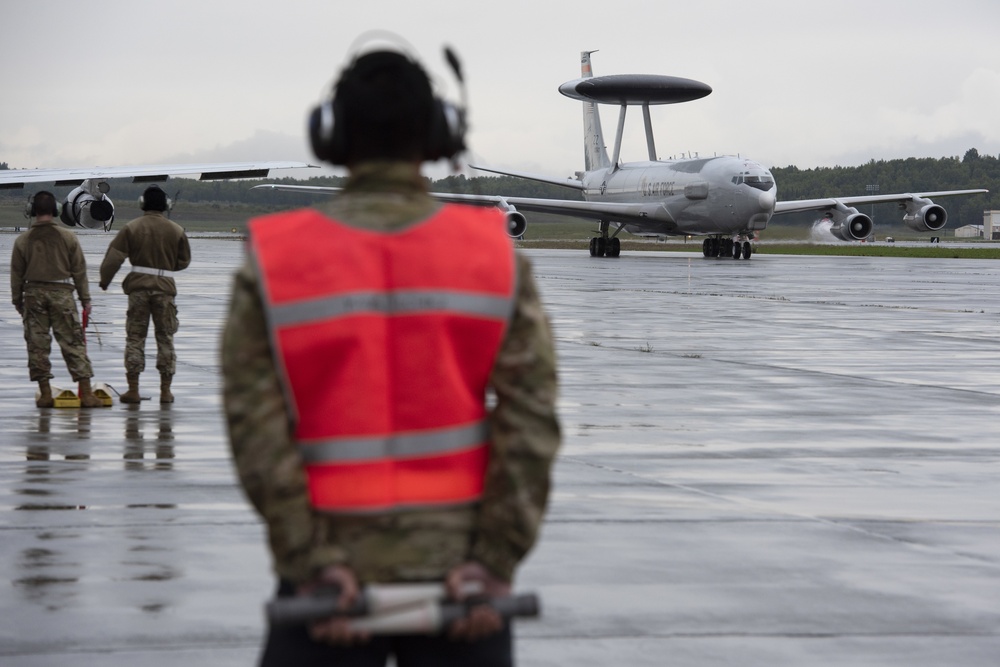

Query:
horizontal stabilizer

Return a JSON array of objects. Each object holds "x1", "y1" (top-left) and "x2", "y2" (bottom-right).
[{"x1": 469, "y1": 164, "x2": 584, "y2": 191}]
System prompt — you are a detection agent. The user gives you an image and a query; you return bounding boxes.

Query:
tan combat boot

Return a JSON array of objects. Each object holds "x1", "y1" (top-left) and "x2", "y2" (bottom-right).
[
  {"x1": 160, "y1": 373, "x2": 174, "y2": 404},
  {"x1": 120, "y1": 373, "x2": 142, "y2": 404},
  {"x1": 78, "y1": 378, "x2": 103, "y2": 408},
  {"x1": 36, "y1": 380, "x2": 54, "y2": 408}
]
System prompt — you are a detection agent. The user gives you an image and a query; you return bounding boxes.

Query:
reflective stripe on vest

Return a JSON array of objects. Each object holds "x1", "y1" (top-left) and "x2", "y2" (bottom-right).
[
  {"x1": 130, "y1": 264, "x2": 176, "y2": 278},
  {"x1": 249, "y1": 205, "x2": 515, "y2": 513},
  {"x1": 269, "y1": 290, "x2": 513, "y2": 327}
]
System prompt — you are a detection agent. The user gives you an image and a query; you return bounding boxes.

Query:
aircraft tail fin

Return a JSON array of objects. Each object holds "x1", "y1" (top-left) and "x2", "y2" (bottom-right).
[{"x1": 579, "y1": 51, "x2": 611, "y2": 172}]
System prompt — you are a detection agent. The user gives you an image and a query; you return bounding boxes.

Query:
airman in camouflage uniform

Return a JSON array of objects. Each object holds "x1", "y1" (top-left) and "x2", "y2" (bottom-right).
[
  {"x1": 11, "y1": 191, "x2": 102, "y2": 408},
  {"x1": 221, "y1": 50, "x2": 560, "y2": 667},
  {"x1": 99, "y1": 185, "x2": 190, "y2": 404}
]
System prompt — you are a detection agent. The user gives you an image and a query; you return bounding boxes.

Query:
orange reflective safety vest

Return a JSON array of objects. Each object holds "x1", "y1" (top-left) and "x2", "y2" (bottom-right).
[{"x1": 248, "y1": 205, "x2": 516, "y2": 513}]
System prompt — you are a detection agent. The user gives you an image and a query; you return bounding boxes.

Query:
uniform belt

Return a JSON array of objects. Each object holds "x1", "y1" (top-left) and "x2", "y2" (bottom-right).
[
  {"x1": 130, "y1": 265, "x2": 176, "y2": 278},
  {"x1": 26, "y1": 278, "x2": 74, "y2": 285}
]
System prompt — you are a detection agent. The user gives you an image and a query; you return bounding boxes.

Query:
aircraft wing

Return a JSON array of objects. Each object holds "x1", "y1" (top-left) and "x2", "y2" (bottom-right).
[
  {"x1": 449, "y1": 194, "x2": 667, "y2": 225},
  {"x1": 773, "y1": 189, "x2": 988, "y2": 215},
  {"x1": 251, "y1": 183, "x2": 669, "y2": 225},
  {"x1": 0, "y1": 161, "x2": 315, "y2": 189}
]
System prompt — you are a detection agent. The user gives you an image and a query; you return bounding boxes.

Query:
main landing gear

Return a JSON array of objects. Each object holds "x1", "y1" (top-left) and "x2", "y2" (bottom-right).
[
  {"x1": 702, "y1": 236, "x2": 753, "y2": 260},
  {"x1": 589, "y1": 236, "x2": 621, "y2": 257},
  {"x1": 589, "y1": 221, "x2": 622, "y2": 257}
]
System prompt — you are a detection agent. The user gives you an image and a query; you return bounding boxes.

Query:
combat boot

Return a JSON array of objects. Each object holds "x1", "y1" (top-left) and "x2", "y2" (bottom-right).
[
  {"x1": 160, "y1": 373, "x2": 174, "y2": 404},
  {"x1": 36, "y1": 380, "x2": 54, "y2": 408},
  {"x1": 120, "y1": 373, "x2": 142, "y2": 404},
  {"x1": 78, "y1": 378, "x2": 103, "y2": 408}
]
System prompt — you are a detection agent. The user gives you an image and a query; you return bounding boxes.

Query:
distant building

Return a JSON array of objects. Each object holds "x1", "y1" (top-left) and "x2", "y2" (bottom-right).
[
  {"x1": 956, "y1": 224, "x2": 984, "y2": 238},
  {"x1": 984, "y1": 211, "x2": 1000, "y2": 240}
]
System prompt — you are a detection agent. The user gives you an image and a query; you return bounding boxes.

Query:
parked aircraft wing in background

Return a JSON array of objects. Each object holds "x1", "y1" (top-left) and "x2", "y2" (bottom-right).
[
  {"x1": 4, "y1": 161, "x2": 315, "y2": 231},
  {"x1": 0, "y1": 161, "x2": 314, "y2": 189}
]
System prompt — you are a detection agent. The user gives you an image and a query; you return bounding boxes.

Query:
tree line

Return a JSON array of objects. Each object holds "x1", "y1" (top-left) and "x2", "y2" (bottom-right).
[{"x1": 3, "y1": 150, "x2": 997, "y2": 228}]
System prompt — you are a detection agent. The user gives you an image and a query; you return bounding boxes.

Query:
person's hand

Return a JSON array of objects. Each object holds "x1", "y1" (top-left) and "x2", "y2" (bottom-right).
[
  {"x1": 99, "y1": 282, "x2": 109, "y2": 291},
  {"x1": 14, "y1": 301, "x2": 23, "y2": 316},
  {"x1": 81, "y1": 301, "x2": 92, "y2": 319},
  {"x1": 445, "y1": 561, "x2": 510, "y2": 641},
  {"x1": 301, "y1": 565, "x2": 370, "y2": 646}
]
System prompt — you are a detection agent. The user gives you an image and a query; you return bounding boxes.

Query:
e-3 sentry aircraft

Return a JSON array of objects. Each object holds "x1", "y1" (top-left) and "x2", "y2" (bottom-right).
[
  {"x1": 254, "y1": 52, "x2": 986, "y2": 260},
  {"x1": 0, "y1": 161, "x2": 312, "y2": 231}
]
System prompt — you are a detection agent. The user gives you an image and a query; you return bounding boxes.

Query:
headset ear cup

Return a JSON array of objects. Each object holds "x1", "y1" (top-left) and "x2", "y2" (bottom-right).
[
  {"x1": 425, "y1": 98, "x2": 466, "y2": 161},
  {"x1": 424, "y1": 99, "x2": 447, "y2": 161},
  {"x1": 327, "y1": 96, "x2": 347, "y2": 165},
  {"x1": 309, "y1": 99, "x2": 345, "y2": 165},
  {"x1": 25, "y1": 192, "x2": 61, "y2": 218},
  {"x1": 308, "y1": 104, "x2": 330, "y2": 163}
]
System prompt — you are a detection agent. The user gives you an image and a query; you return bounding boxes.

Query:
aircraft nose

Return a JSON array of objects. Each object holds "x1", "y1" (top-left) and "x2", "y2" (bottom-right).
[{"x1": 758, "y1": 191, "x2": 776, "y2": 212}]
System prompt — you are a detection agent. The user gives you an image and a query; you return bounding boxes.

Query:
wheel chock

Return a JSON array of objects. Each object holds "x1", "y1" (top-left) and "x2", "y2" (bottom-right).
[
  {"x1": 49, "y1": 386, "x2": 82, "y2": 409},
  {"x1": 92, "y1": 383, "x2": 114, "y2": 407}
]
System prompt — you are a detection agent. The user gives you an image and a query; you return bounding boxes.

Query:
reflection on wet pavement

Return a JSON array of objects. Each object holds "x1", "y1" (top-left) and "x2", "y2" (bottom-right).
[{"x1": 0, "y1": 238, "x2": 998, "y2": 666}]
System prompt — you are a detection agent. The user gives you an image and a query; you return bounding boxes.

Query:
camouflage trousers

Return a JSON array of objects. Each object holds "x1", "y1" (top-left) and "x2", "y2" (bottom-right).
[
  {"x1": 125, "y1": 290, "x2": 179, "y2": 375},
  {"x1": 22, "y1": 287, "x2": 94, "y2": 382}
]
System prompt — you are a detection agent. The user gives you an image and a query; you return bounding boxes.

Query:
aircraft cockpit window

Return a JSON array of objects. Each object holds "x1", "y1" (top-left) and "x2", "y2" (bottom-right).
[{"x1": 743, "y1": 174, "x2": 775, "y2": 191}]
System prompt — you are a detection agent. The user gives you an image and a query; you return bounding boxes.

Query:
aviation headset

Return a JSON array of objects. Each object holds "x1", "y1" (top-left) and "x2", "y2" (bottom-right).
[
  {"x1": 24, "y1": 191, "x2": 61, "y2": 219},
  {"x1": 138, "y1": 184, "x2": 173, "y2": 212},
  {"x1": 309, "y1": 43, "x2": 467, "y2": 166}
]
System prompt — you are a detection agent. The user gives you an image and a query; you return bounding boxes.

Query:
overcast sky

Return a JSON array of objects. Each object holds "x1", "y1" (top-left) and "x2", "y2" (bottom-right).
[{"x1": 2, "y1": 0, "x2": 999, "y2": 182}]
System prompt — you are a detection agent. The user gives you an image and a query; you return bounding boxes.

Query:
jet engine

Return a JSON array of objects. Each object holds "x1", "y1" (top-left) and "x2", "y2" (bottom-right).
[
  {"x1": 60, "y1": 179, "x2": 115, "y2": 231},
  {"x1": 495, "y1": 198, "x2": 527, "y2": 238},
  {"x1": 901, "y1": 197, "x2": 947, "y2": 232},
  {"x1": 505, "y1": 210, "x2": 527, "y2": 238},
  {"x1": 827, "y1": 203, "x2": 873, "y2": 242}
]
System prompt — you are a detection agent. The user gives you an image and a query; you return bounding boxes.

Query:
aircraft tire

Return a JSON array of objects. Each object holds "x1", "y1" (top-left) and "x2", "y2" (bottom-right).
[
  {"x1": 608, "y1": 237, "x2": 621, "y2": 257},
  {"x1": 732, "y1": 242, "x2": 741, "y2": 259},
  {"x1": 589, "y1": 238, "x2": 597, "y2": 257},
  {"x1": 702, "y1": 239, "x2": 711, "y2": 257},
  {"x1": 742, "y1": 241, "x2": 752, "y2": 259},
  {"x1": 596, "y1": 237, "x2": 607, "y2": 257}
]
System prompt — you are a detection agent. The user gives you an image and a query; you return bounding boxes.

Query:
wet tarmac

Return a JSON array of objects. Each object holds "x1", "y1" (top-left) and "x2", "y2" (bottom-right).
[{"x1": 1, "y1": 235, "x2": 998, "y2": 666}]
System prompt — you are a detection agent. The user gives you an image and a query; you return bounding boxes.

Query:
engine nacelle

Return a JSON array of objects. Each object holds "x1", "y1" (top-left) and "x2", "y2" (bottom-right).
[
  {"x1": 494, "y1": 198, "x2": 527, "y2": 238},
  {"x1": 827, "y1": 204, "x2": 873, "y2": 241},
  {"x1": 60, "y1": 179, "x2": 115, "y2": 231},
  {"x1": 505, "y1": 210, "x2": 527, "y2": 238},
  {"x1": 901, "y1": 198, "x2": 947, "y2": 232}
]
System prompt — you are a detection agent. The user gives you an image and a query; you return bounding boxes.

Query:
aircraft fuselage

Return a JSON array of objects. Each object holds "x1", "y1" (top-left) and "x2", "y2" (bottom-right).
[{"x1": 581, "y1": 155, "x2": 776, "y2": 237}]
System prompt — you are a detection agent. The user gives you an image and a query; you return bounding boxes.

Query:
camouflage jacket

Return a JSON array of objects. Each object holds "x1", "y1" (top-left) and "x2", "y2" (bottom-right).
[
  {"x1": 99, "y1": 211, "x2": 191, "y2": 295},
  {"x1": 222, "y1": 161, "x2": 561, "y2": 585},
  {"x1": 11, "y1": 218, "x2": 91, "y2": 309}
]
